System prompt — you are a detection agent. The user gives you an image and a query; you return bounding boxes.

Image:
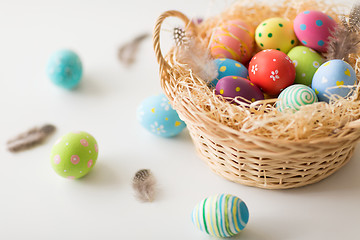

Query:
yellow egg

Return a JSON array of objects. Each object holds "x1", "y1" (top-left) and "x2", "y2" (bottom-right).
[{"x1": 255, "y1": 17, "x2": 298, "y2": 53}]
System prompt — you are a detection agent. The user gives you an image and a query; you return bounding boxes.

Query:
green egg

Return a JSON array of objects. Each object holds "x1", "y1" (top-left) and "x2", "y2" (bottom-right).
[
  {"x1": 287, "y1": 46, "x2": 324, "y2": 86},
  {"x1": 50, "y1": 131, "x2": 99, "y2": 179}
]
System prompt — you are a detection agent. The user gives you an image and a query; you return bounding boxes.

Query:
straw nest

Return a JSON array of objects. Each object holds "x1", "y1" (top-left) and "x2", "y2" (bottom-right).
[{"x1": 153, "y1": 0, "x2": 360, "y2": 189}]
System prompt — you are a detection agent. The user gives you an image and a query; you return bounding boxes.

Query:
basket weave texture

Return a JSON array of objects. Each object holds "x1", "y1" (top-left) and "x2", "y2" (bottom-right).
[{"x1": 153, "y1": 0, "x2": 360, "y2": 189}]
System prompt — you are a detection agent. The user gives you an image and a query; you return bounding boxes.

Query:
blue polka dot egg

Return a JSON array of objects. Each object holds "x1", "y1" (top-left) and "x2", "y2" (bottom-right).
[
  {"x1": 137, "y1": 94, "x2": 186, "y2": 137},
  {"x1": 210, "y1": 58, "x2": 248, "y2": 87},
  {"x1": 46, "y1": 49, "x2": 83, "y2": 89},
  {"x1": 192, "y1": 194, "x2": 249, "y2": 238},
  {"x1": 311, "y1": 60, "x2": 357, "y2": 103}
]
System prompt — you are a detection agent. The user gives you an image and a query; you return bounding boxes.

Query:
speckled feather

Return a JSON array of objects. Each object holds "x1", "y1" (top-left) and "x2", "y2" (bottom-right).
[
  {"x1": 7, "y1": 124, "x2": 56, "y2": 152},
  {"x1": 326, "y1": 3, "x2": 360, "y2": 61},
  {"x1": 174, "y1": 27, "x2": 218, "y2": 83},
  {"x1": 132, "y1": 169, "x2": 156, "y2": 202}
]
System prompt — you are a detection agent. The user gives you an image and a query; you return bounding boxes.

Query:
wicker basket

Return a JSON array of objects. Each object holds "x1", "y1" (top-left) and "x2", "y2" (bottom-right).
[{"x1": 152, "y1": 1, "x2": 360, "y2": 189}]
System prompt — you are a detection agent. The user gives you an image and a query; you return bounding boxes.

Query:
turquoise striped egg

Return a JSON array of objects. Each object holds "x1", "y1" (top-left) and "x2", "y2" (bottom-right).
[
  {"x1": 191, "y1": 194, "x2": 249, "y2": 237},
  {"x1": 277, "y1": 84, "x2": 318, "y2": 112}
]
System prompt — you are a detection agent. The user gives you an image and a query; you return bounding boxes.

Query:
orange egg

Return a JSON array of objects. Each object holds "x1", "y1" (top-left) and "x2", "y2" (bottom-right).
[{"x1": 210, "y1": 20, "x2": 255, "y2": 64}]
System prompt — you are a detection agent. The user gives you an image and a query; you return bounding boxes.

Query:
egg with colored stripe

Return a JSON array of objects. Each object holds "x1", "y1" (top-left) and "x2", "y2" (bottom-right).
[
  {"x1": 255, "y1": 17, "x2": 298, "y2": 53},
  {"x1": 294, "y1": 10, "x2": 337, "y2": 52},
  {"x1": 311, "y1": 60, "x2": 357, "y2": 102},
  {"x1": 277, "y1": 84, "x2": 318, "y2": 112},
  {"x1": 210, "y1": 58, "x2": 249, "y2": 87},
  {"x1": 50, "y1": 131, "x2": 99, "y2": 179},
  {"x1": 215, "y1": 76, "x2": 264, "y2": 104},
  {"x1": 191, "y1": 194, "x2": 249, "y2": 237},
  {"x1": 210, "y1": 20, "x2": 255, "y2": 64},
  {"x1": 137, "y1": 94, "x2": 186, "y2": 137},
  {"x1": 287, "y1": 46, "x2": 324, "y2": 86}
]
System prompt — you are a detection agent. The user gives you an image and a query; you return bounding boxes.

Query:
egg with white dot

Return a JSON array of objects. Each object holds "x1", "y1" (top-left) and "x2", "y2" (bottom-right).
[
  {"x1": 137, "y1": 94, "x2": 186, "y2": 137},
  {"x1": 210, "y1": 58, "x2": 249, "y2": 87},
  {"x1": 46, "y1": 49, "x2": 83, "y2": 89},
  {"x1": 294, "y1": 10, "x2": 338, "y2": 52},
  {"x1": 191, "y1": 194, "x2": 249, "y2": 237},
  {"x1": 311, "y1": 60, "x2": 357, "y2": 102},
  {"x1": 277, "y1": 84, "x2": 318, "y2": 112},
  {"x1": 50, "y1": 131, "x2": 99, "y2": 179},
  {"x1": 287, "y1": 46, "x2": 324, "y2": 86}
]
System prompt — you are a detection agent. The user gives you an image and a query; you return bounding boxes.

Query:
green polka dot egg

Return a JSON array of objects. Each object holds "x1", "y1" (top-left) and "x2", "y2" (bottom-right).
[
  {"x1": 287, "y1": 46, "x2": 324, "y2": 86},
  {"x1": 50, "y1": 131, "x2": 99, "y2": 179},
  {"x1": 277, "y1": 84, "x2": 318, "y2": 113},
  {"x1": 255, "y1": 17, "x2": 298, "y2": 53}
]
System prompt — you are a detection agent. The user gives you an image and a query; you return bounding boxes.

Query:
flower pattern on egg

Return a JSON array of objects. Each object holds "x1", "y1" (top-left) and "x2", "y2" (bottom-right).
[
  {"x1": 270, "y1": 70, "x2": 280, "y2": 81},
  {"x1": 251, "y1": 64, "x2": 258, "y2": 74},
  {"x1": 151, "y1": 122, "x2": 166, "y2": 134},
  {"x1": 160, "y1": 97, "x2": 170, "y2": 111}
]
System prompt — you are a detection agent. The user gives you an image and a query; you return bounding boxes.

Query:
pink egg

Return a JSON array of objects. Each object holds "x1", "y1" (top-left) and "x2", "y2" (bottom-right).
[
  {"x1": 210, "y1": 20, "x2": 255, "y2": 64},
  {"x1": 294, "y1": 10, "x2": 337, "y2": 52}
]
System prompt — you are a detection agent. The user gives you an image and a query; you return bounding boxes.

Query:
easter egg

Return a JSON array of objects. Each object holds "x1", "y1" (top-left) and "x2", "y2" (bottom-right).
[
  {"x1": 210, "y1": 20, "x2": 255, "y2": 64},
  {"x1": 255, "y1": 17, "x2": 298, "y2": 53},
  {"x1": 210, "y1": 58, "x2": 249, "y2": 87},
  {"x1": 191, "y1": 194, "x2": 249, "y2": 237},
  {"x1": 248, "y1": 49, "x2": 296, "y2": 96},
  {"x1": 277, "y1": 84, "x2": 318, "y2": 112},
  {"x1": 294, "y1": 10, "x2": 338, "y2": 52},
  {"x1": 216, "y1": 76, "x2": 264, "y2": 103},
  {"x1": 137, "y1": 94, "x2": 186, "y2": 137},
  {"x1": 50, "y1": 131, "x2": 99, "y2": 179},
  {"x1": 287, "y1": 46, "x2": 324, "y2": 86},
  {"x1": 311, "y1": 60, "x2": 357, "y2": 102},
  {"x1": 46, "y1": 49, "x2": 83, "y2": 89}
]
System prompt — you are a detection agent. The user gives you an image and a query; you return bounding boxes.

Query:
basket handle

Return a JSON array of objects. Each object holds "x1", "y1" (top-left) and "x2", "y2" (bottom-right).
[{"x1": 153, "y1": 10, "x2": 196, "y2": 72}]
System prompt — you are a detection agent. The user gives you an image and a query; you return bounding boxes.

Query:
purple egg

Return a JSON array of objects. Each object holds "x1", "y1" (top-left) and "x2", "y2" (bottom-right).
[{"x1": 215, "y1": 76, "x2": 264, "y2": 103}]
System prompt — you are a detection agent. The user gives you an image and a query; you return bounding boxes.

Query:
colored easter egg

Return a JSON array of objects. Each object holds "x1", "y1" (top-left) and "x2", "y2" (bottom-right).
[
  {"x1": 210, "y1": 58, "x2": 249, "y2": 87},
  {"x1": 191, "y1": 194, "x2": 249, "y2": 237},
  {"x1": 210, "y1": 20, "x2": 255, "y2": 64},
  {"x1": 277, "y1": 84, "x2": 318, "y2": 112},
  {"x1": 215, "y1": 76, "x2": 264, "y2": 103},
  {"x1": 287, "y1": 46, "x2": 324, "y2": 86},
  {"x1": 294, "y1": 10, "x2": 338, "y2": 52},
  {"x1": 248, "y1": 49, "x2": 296, "y2": 96},
  {"x1": 46, "y1": 49, "x2": 83, "y2": 89},
  {"x1": 137, "y1": 94, "x2": 186, "y2": 137},
  {"x1": 255, "y1": 17, "x2": 298, "y2": 53},
  {"x1": 50, "y1": 131, "x2": 99, "y2": 179},
  {"x1": 311, "y1": 60, "x2": 357, "y2": 102}
]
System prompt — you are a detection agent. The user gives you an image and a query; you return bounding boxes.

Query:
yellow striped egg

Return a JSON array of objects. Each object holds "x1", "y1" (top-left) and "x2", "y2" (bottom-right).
[
  {"x1": 191, "y1": 194, "x2": 249, "y2": 237},
  {"x1": 210, "y1": 20, "x2": 255, "y2": 64}
]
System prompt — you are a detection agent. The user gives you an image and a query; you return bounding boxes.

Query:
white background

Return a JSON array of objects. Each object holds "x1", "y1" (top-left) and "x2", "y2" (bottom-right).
[{"x1": 0, "y1": 0, "x2": 359, "y2": 239}]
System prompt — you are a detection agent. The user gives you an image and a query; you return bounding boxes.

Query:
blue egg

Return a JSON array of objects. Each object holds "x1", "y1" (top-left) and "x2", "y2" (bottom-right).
[
  {"x1": 46, "y1": 49, "x2": 83, "y2": 89},
  {"x1": 137, "y1": 94, "x2": 186, "y2": 137},
  {"x1": 210, "y1": 58, "x2": 249, "y2": 87},
  {"x1": 312, "y1": 60, "x2": 357, "y2": 102}
]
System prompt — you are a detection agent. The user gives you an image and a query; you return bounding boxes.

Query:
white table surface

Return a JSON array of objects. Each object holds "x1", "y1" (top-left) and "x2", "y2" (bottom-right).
[{"x1": 0, "y1": 0, "x2": 359, "y2": 239}]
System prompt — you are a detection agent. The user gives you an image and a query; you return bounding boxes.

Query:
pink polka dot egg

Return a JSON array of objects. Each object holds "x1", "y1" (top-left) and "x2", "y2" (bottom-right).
[
  {"x1": 294, "y1": 10, "x2": 338, "y2": 52},
  {"x1": 50, "y1": 131, "x2": 99, "y2": 179}
]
